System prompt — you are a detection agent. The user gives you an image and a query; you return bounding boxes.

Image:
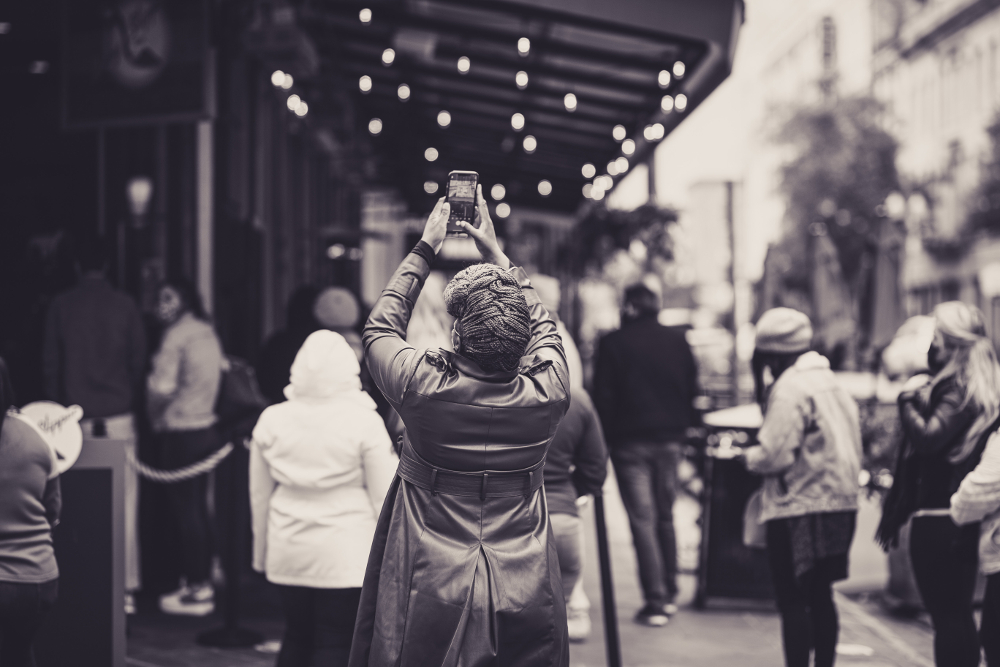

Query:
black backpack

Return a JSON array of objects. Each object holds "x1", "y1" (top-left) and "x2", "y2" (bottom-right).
[{"x1": 214, "y1": 355, "x2": 268, "y2": 440}]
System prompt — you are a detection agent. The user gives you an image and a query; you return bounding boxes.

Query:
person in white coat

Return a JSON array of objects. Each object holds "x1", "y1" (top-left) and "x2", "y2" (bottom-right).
[
  {"x1": 951, "y1": 430, "x2": 1000, "y2": 666},
  {"x1": 250, "y1": 330, "x2": 398, "y2": 667}
]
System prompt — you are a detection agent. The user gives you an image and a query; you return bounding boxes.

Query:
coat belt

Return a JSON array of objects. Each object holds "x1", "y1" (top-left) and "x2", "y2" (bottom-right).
[{"x1": 398, "y1": 447, "x2": 545, "y2": 499}]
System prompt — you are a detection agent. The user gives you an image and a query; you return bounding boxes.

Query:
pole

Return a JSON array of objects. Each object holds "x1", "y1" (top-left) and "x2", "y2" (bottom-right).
[{"x1": 593, "y1": 494, "x2": 622, "y2": 667}]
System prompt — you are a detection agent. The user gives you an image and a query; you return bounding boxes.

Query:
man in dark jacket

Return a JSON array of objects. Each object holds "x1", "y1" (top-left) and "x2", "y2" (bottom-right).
[
  {"x1": 593, "y1": 283, "x2": 698, "y2": 626},
  {"x1": 349, "y1": 189, "x2": 570, "y2": 667}
]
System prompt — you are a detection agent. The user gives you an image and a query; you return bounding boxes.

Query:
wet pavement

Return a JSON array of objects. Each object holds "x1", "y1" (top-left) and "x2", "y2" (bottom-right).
[{"x1": 125, "y1": 465, "x2": 938, "y2": 667}]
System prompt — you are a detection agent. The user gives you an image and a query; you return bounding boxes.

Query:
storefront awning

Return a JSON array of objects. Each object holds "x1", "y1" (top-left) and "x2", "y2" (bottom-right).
[{"x1": 294, "y1": 0, "x2": 743, "y2": 214}]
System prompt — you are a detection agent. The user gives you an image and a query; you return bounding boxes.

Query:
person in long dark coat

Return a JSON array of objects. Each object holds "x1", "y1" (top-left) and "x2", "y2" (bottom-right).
[{"x1": 348, "y1": 189, "x2": 571, "y2": 667}]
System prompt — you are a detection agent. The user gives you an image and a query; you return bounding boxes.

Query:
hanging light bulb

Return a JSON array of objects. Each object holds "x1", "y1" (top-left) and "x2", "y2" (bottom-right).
[
  {"x1": 437, "y1": 110, "x2": 452, "y2": 127},
  {"x1": 397, "y1": 83, "x2": 410, "y2": 101},
  {"x1": 658, "y1": 70, "x2": 671, "y2": 88},
  {"x1": 515, "y1": 71, "x2": 529, "y2": 89},
  {"x1": 564, "y1": 93, "x2": 577, "y2": 112},
  {"x1": 457, "y1": 56, "x2": 471, "y2": 74},
  {"x1": 622, "y1": 139, "x2": 635, "y2": 155},
  {"x1": 582, "y1": 163, "x2": 596, "y2": 178},
  {"x1": 612, "y1": 124, "x2": 626, "y2": 141},
  {"x1": 359, "y1": 75, "x2": 372, "y2": 93},
  {"x1": 518, "y1": 37, "x2": 531, "y2": 56},
  {"x1": 382, "y1": 48, "x2": 395, "y2": 65},
  {"x1": 511, "y1": 112, "x2": 525, "y2": 131}
]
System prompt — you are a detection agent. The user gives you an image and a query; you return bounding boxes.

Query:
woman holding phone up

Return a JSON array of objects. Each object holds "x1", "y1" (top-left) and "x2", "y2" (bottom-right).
[{"x1": 348, "y1": 187, "x2": 570, "y2": 667}]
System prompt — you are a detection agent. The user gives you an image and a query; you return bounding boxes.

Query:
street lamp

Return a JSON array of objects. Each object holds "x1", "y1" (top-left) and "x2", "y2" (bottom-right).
[{"x1": 126, "y1": 176, "x2": 153, "y2": 229}]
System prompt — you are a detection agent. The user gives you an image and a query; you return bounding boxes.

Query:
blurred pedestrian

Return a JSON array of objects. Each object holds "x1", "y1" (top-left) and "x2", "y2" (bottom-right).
[
  {"x1": 251, "y1": 330, "x2": 397, "y2": 667},
  {"x1": 42, "y1": 233, "x2": 145, "y2": 612},
  {"x1": 592, "y1": 283, "x2": 698, "y2": 626},
  {"x1": 348, "y1": 191, "x2": 570, "y2": 667},
  {"x1": 147, "y1": 278, "x2": 224, "y2": 616},
  {"x1": 951, "y1": 428, "x2": 1000, "y2": 667},
  {"x1": 878, "y1": 301, "x2": 1000, "y2": 667},
  {"x1": 739, "y1": 307, "x2": 861, "y2": 667},
  {"x1": 0, "y1": 357, "x2": 61, "y2": 666},
  {"x1": 256, "y1": 286, "x2": 321, "y2": 405},
  {"x1": 543, "y1": 387, "x2": 607, "y2": 642}
]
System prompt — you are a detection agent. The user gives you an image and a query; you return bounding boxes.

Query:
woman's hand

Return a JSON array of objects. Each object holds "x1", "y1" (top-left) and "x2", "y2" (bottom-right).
[
  {"x1": 456, "y1": 185, "x2": 510, "y2": 269},
  {"x1": 420, "y1": 197, "x2": 450, "y2": 254}
]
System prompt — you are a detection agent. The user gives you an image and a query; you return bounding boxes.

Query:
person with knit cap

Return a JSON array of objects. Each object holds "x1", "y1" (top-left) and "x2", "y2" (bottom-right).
[
  {"x1": 348, "y1": 187, "x2": 570, "y2": 667},
  {"x1": 737, "y1": 307, "x2": 861, "y2": 667},
  {"x1": 877, "y1": 301, "x2": 1000, "y2": 667}
]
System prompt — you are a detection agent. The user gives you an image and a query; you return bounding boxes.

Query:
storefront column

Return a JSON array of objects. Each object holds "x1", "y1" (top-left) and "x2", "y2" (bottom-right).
[{"x1": 197, "y1": 119, "x2": 214, "y2": 315}]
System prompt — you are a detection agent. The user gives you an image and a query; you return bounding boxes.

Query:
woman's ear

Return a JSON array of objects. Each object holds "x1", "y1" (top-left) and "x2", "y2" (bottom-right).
[{"x1": 451, "y1": 322, "x2": 461, "y2": 353}]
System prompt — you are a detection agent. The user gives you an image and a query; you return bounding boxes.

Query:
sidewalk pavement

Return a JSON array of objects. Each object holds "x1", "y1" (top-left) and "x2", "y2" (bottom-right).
[{"x1": 125, "y1": 464, "x2": 937, "y2": 667}]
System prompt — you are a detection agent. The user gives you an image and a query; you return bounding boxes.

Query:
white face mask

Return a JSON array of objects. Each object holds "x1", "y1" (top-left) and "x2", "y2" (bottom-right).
[{"x1": 156, "y1": 287, "x2": 183, "y2": 325}]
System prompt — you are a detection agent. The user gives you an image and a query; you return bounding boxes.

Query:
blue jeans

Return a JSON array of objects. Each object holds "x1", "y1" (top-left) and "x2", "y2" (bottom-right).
[
  {"x1": 610, "y1": 441, "x2": 681, "y2": 606},
  {"x1": 0, "y1": 579, "x2": 58, "y2": 667}
]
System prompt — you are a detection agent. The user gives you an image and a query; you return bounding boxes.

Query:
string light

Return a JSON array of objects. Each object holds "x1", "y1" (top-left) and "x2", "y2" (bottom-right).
[
  {"x1": 437, "y1": 110, "x2": 452, "y2": 127},
  {"x1": 622, "y1": 139, "x2": 635, "y2": 155},
  {"x1": 582, "y1": 163, "x2": 596, "y2": 178},
  {"x1": 538, "y1": 180, "x2": 552, "y2": 196},
  {"x1": 661, "y1": 95, "x2": 674, "y2": 112},
  {"x1": 673, "y1": 61, "x2": 686, "y2": 78},
  {"x1": 607, "y1": 160, "x2": 619, "y2": 176},
  {"x1": 582, "y1": 183, "x2": 593, "y2": 198},
  {"x1": 368, "y1": 118, "x2": 382, "y2": 135},
  {"x1": 515, "y1": 71, "x2": 529, "y2": 89},
  {"x1": 286, "y1": 94, "x2": 301, "y2": 111},
  {"x1": 359, "y1": 75, "x2": 372, "y2": 93},
  {"x1": 564, "y1": 93, "x2": 577, "y2": 112},
  {"x1": 294, "y1": 101, "x2": 308, "y2": 117},
  {"x1": 271, "y1": 70, "x2": 285, "y2": 87},
  {"x1": 612, "y1": 124, "x2": 626, "y2": 141},
  {"x1": 397, "y1": 83, "x2": 410, "y2": 101},
  {"x1": 457, "y1": 56, "x2": 471, "y2": 74},
  {"x1": 523, "y1": 135, "x2": 537, "y2": 153},
  {"x1": 658, "y1": 70, "x2": 671, "y2": 88},
  {"x1": 491, "y1": 184, "x2": 506, "y2": 200},
  {"x1": 424, "y1": 147, "x2": 439, "y2": 161},
  {"x1": 496, "y1": 202, "x2": 511, "y2": 218},
  {"x1": 675, "y1": 94, "x2": 688, "y2": 111},
  {"x1": 424, "y1": 181, "x2": 438, "y2": 194},
  {"x1": 518, "y1": 37, "x2": 530, "y2": 56},
  {"x1": 615, "y1": 157, "x2": 628, "y2": 173},
  {"x1": 382, "y1": 48, "x2": 395, "y2": 65},
  {"x1": 359, "y1": 8, "x2": 372, "y2": 23},
  {"x1": 511, "y1": 112, "x2": 525, "y2": 130}
]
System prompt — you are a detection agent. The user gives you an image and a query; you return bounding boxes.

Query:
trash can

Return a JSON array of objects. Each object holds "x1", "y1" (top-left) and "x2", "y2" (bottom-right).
[{"x1": 694, "y1": 403, "x2": 774, "y2": 608}]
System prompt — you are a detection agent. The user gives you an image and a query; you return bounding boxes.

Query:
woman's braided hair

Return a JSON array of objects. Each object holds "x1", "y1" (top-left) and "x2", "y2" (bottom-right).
[{"x1": 443, "y1": 264, "x2": 531, "y2": 372}]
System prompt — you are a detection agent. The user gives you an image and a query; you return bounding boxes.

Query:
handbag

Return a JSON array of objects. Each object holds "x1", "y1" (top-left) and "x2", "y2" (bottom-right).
[
  {"x1": 214, "y1": 355, "x2": 268, "y2": 437},
  {"x1": 742, "y1": 488, "x2": 767, "y2": 549}
]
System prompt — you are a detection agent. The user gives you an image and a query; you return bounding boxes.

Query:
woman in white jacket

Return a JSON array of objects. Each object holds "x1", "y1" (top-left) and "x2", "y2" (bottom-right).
[
  {"x1": 951, "y1": 431, "x2": 1000, "y2": 666},
  {"x1": 250, "y1": 330, "x2": 397, "y2": 667}
]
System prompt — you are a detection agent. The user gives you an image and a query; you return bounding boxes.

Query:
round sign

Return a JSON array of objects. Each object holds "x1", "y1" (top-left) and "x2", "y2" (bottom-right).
[{"x1": 19, "y1": 402, "x2": 84, "y2": 475}]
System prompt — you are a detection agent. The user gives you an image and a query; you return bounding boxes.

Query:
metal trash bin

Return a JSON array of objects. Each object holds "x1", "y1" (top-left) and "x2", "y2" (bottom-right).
[{"x1": 694, "y1": 403, "x2": 774, "y2": 608}]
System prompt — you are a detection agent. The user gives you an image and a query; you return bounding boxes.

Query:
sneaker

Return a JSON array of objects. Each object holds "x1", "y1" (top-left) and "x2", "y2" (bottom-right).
[
  {"x1": 567, "y1": 608, "x2": 591, "y2": 642},
  {"x1": 159, "y1": 583, "x2": 214, "y2": 616},
  {"x1": 664, "y1": 602, "x2": 679, "y2": 616},
  {"x1": 635, "y1": 603, "x2": 669, "y2": 627},
  {"x1": 125, "y1": 593, "x2": 137, "y2": 615}
]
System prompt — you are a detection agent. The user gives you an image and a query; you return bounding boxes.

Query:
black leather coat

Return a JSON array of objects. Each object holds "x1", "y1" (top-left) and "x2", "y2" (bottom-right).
[{"x1": 349, "y1": 244, "x2": 571, "y2": 667}]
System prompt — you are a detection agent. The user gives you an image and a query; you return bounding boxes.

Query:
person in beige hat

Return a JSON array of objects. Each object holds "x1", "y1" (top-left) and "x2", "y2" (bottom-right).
[{"x1": 737, "y1": 307, "x2": 862, "y2": 667}]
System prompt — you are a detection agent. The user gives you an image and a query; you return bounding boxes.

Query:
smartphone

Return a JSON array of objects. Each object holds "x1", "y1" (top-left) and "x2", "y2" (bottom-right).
[{"x1": 445, "y1": 170, "x2": 479, "y2": 236}]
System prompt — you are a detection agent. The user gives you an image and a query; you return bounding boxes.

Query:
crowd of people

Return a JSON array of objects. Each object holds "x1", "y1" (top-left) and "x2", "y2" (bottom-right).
[{"x1": 1, "y1": 187, "x2": 1000, "y2": 667}]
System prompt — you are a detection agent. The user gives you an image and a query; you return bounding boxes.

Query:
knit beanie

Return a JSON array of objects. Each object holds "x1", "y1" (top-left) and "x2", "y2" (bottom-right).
[
  {"x1": 443, "y1": 264, "x2": 531, "y2": 372},
  {"x1": 755, "y1": 307, "x2": 813, "y2": 354}
]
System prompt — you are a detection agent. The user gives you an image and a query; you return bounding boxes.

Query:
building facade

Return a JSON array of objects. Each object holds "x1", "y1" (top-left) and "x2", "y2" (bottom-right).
[{"x1": 872, "y1": 0, "x2": 1000, "y2": 336}]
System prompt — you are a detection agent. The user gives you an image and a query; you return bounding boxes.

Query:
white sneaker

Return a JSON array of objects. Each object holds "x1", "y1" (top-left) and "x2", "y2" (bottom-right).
[
  {"x1": 567, "y1": 608, "x2": 591, "y2": 642},
  {"x1": 159, "y1": 583, "x2": 214, "y2": 616},
  {"x1": 125, "y1": 593, "x2": 137, "y2": 615},
  {"x1": 664, "y1": 602, "x2": 679, "y2": 616}
]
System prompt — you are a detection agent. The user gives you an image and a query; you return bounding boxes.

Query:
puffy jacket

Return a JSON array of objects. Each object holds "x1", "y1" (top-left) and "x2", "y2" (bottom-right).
[
  {"x1": 745, "y1": 351, "x2": 861, "y2": 522},
  {"x1": 951, "y1": 431, "x2": 1000, "y2": 575},
  {"x1": 249, "y1": 331, "x2": 397, "y2": 589}
]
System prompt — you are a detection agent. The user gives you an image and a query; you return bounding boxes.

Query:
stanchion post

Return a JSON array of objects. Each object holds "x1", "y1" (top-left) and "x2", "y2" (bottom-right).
[
  {"x1": 196, "y1": 444, "x2": 262, "y2": 647},
  {"x1": 593, "y1": 493, "x2": 622, "y2": 667}
]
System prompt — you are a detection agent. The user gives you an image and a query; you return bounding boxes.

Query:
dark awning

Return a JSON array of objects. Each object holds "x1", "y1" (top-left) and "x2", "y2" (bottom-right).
[{"x1": 295, "y1": 0, "x2": 743, "y2": 214}]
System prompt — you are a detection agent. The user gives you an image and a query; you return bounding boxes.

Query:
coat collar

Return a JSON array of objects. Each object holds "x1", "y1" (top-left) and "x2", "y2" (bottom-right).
[{"x1": 437, "y1": 349, "x2": 519, "y2": 382}]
